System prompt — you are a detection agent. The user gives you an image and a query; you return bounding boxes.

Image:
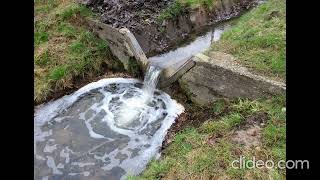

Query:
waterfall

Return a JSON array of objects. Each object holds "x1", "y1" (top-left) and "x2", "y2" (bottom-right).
[
  {"x1": 34, "y1": 64, "x2": 184, "y2": 179},
  {"x1": 142, "y1": 65, "x2": 162, "y2": 98}
]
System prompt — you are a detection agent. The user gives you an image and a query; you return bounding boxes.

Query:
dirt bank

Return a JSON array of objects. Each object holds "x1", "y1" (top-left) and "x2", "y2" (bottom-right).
[{"x1": 85, "y1": 0, "x2": 259, "y2": 56}]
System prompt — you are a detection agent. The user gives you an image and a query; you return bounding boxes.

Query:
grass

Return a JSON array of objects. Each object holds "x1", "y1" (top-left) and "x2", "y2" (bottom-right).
[
  {"x1": 158, "y1": 0, "x2": 215, "y2": 21},
  {"x1": 210, "y1": 0, "x2": 286, "y2": 80},
  {"x1": 129, "y1": 96, "x2": 286, "y2": 179},
  {"x1": 34, "y1": 0, "x2": 122, "y2": 103}
]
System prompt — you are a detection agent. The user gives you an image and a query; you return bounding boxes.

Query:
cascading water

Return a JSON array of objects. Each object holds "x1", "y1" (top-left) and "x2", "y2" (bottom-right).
[
  {"x1": 34, "y1": 65, "x2": 184, "y2": 180},
  {"x1": 111, "y1": 65, "x2": 163, "y2": 130},
  {"x1": 142, "y1": 65, "x2": 162, "y2": 97}
]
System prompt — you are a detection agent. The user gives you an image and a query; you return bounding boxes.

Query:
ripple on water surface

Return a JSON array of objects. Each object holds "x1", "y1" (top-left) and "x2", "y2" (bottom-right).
[{"x1": 34, "y1": 78, "x2": 184, "y2": 180}]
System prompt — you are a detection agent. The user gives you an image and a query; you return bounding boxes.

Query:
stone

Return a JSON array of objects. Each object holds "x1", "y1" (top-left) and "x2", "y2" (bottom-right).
[{"x1": 179, "y1": 52, "x2": 286, "y2": 105}]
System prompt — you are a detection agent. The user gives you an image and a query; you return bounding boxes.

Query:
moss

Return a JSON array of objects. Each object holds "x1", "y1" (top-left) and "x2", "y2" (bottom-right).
[
  {"x1": 158, "y1": 0, "x2": 215, "y2": 22},
  {"x1": 127, "y1": 57, "x2": 143, "y2": 78}
]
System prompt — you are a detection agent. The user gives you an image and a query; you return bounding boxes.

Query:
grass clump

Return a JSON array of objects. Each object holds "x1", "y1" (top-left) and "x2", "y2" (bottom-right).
[
  {"x1": 48, "y1": 65, "x2": 68, "y2": 81},
  {"x1": 34, "y1": 0, "x2": 118, "y2": 103},
  {"x1": 158, "y1": 0, "x2": 215, "y2": 21},
  {"x1": 211, "y1": 0, "x2": 286, "y2": 79},
  {"x1": 34, "y1": 31, "x2": 49, "y2": 45},
  {"x1": 130, "y1": 96, "x2": 286, "y2": 179},
  {"x1": 158, "y1": 1, "x2": 184, "y2": 22},
  {"x1": 183, "y1": 0, "x2": 215, "y2": 8}
]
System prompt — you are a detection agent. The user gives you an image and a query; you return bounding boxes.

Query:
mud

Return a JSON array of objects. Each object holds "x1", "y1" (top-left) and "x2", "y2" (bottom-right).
[
  {"x1": 231, "y1": 112, "x2": 268, "y2": 149},
  {"x1": 86, "y1": 0, "x2": 259, "y2": 56}
]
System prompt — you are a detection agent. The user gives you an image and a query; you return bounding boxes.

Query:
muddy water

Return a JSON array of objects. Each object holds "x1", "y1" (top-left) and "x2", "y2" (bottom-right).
[
  {"x1": 148, "y1": 23, "x2": 230, "y2": 68},
  {"x1": 34, "y1": 67, "x2": 184, "y2": 179}
]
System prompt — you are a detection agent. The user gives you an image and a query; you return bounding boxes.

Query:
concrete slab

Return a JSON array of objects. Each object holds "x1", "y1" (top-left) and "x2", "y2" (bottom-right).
[
  {"x1": 159, "y1": 57, "x2": 196, "y2": 88},
  {"x1": 179, "y1": 52, "x2": 286, "y2": 105}
]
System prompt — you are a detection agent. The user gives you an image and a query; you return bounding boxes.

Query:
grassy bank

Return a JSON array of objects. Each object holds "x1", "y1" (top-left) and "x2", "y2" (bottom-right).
[
  {"x1": 34, "y1": 0, "x2": 122, "y2": 104},
  {"x1": 211, "y1": 0, "x2": 286, "y2": 80},
  {"x1": 131, "y1": 1, "x2": 287, "y2": 179},
  {"x1": 129, "y1": 96, "x2": 286, "y2": 179}
]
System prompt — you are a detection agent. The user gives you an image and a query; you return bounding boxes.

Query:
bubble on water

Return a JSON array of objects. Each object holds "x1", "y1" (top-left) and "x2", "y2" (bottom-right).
[{"x1": 34, "y1": 77, "x2": 184, "y2": 179}]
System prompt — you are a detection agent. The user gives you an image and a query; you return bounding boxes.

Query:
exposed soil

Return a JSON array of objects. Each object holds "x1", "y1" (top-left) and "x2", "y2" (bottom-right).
[
  {"x1": 231, "y1": 112, "x2": 268, "y2": 149},
  {"x1": 232, "y1": 125, "x2": 262, "y2": 148},
  {"x1": 89, "y1": 0, "x2": 172, "y2": 28},
  {"x1": 86, "y1": 0, "x2": 259, "y2": 56}
]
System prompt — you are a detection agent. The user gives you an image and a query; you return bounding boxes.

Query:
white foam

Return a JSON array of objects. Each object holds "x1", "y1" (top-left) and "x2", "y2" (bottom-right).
[
  {"x1": 44, "y1": 144, "x2": 58, "y2": 153},
  {"x1": 46, "y1": 156, "x2": 63, "y2": 175},
  {"x1": 34, "y1": 78, "x2": 140, "y2": 127},
  {"x1": 35, "y1": 77, "x2": 184, "y2": 179},
  {"x1": 71, "y1": 162, "x2": 95, "y2": 168}
]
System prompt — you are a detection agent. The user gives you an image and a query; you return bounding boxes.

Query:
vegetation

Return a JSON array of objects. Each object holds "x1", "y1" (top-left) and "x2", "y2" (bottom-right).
[
  {"x1": 35, "y1": 1, "x2": 286, "y2": 179},
  {"x1": 34, "y1": 0, "x2": 121, "y2": 103},
  {"x1": 131, "y1": 0, "x2": 286, "y2": 178},
  {"x1": 129, "y1": 96, "x2": 286, "y2": 179},
  {"x1": 210, "y1": 0, "x2": 286, "y2": 80},
  {"x1": 158, "y1": 0, "x2": 215, "y2": 21}
]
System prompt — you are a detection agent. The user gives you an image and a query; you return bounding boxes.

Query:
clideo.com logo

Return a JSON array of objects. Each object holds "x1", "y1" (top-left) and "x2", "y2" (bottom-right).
[{"x1": 231, "y1": 156, "x2": 309, "y2": 170}]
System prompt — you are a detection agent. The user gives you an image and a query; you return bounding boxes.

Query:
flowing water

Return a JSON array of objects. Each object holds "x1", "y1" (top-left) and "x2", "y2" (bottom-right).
[
  {"x1": 34, "y1": 66, "x2": 184, "y2": 179},
  {"x1": 34, "y1": 19, "x2": 231, "y2": 180},
  {"x1": 148, "y1": 23, "x2": 230, "y2": 68}
]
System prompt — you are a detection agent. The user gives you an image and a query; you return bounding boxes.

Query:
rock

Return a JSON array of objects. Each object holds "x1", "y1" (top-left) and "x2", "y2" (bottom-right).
[{"x1": 179, "y1": 52, "x2": 286, "y2": 105}]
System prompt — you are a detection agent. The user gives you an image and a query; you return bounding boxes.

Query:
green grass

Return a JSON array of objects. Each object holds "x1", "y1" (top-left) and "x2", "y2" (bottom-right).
[
  {"x1": 34, "y1": 31, "x2": 49, "y2": 45},
  {"x1": 57, "y1": 22, "x2": 77, "y2": 38},
  {"x1": 211, "y1": 99, "x2": 227, "y2": 115},
  {"x1": 130, "y1": 96, "x2": 286, "y2": 179},
  {"x1": 48, "y1": 65, "x2": 68, "y2": 81},
  {"x1": 34, "y1": 0, "x2": 121, "y2": 103},
  {"x1": 158, "y1": 1, "x2": 184, "y2": 22},
  {"x1": 58, "y1": 3, "x2": 92, "y2": 20},
  {"x1": 158, "y1": 0, "x2": 215, "y2": 21},
  {"x1": 210, "y1": 0, "x2": 286, "y2": 79}
]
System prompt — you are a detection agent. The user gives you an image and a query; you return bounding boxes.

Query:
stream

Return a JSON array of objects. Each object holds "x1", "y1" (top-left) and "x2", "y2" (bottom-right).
[
  {"x1": 149, "y1": 23, "x2": 230, "y2": 68},
  {"x1": 34, "y1": 65, "x2": 184, "y2": 179},
  {"x1": 34, "y1": 21, "x2": 231, "y2": 180}
]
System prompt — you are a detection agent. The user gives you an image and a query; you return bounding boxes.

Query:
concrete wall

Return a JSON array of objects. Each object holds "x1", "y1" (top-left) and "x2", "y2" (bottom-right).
[
  {"x1": 179, "y1": 52, "x2": 286, "y2": 105},
  {"x1": 85, "y1": 18, "x2": 149, "y2": 72}
]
